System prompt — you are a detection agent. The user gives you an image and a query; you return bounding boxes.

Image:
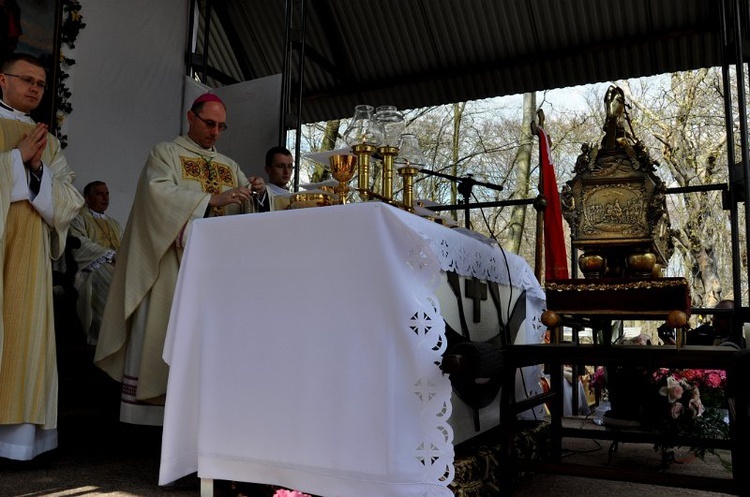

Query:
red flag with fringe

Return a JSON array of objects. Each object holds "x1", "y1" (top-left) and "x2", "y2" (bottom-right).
[{"x1": 538, "y1": 127, "x2": 569, "y2": 281}]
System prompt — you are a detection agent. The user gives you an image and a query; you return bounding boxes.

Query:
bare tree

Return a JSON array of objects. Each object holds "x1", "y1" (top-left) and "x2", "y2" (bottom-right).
[
  {"x1": 402, "y1": 100, "x2": 538, "y2": 258},
  {"x1": 506, "y1": 93, "x2": 536, "y2": 253},
  {"x1": 450, "y1": 103, "x2": 465, "y2": 221},
  {"x1": 619, "y1": 71, "x2": 731, "y2": 306},
  {"x1": 309, "y1": 119, "x2": 339, "y2": 183}
]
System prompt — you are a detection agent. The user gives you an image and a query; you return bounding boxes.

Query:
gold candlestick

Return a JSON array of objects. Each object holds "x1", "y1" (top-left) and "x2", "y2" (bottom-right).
[
  {"x1": 377, "y1": 145, "x2": 399, "y2": 201},
  {"x1": 397, "y1": 165, "x2": 420, "y2": 212},
  {"x1": 352, "y1": 143, "x2": 376, "y2": 201}
]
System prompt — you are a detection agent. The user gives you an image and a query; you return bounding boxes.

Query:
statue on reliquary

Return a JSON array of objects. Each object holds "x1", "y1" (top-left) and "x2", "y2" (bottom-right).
[{"x1": 561, "y1": 85, "x2": 674, "y2": 279}]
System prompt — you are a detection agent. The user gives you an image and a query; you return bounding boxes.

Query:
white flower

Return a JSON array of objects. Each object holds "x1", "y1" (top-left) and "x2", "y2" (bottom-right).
[{"x1": 659, "y1": 376, "x2": 683, "y2": 403}]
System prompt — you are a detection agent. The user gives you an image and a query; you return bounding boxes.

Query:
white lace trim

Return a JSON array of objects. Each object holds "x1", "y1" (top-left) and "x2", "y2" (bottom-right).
[
  {"x1": 403, "y1": 243, "x2": 455, "y2": 490},
  {"x1": 392, "y1": 206, "x2": 545, "y2": 491},
  {"x1": 401, "y1": 212, "x2": 545, "y2": 302}
]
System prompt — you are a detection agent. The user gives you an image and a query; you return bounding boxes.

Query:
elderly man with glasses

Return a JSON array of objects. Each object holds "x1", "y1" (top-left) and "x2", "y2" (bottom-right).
[
  {"x1": 67, "y1": 180, "x2": 122, "y2": 347},
  {"x1": 0, "y1": 53, "x2": 84, "y2": 462},
  {"x1": 95, "y1": 93, "x2": 273, "y2": 427}
]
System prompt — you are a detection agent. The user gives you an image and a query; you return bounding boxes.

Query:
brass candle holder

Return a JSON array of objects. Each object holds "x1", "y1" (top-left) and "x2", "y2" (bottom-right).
[
  {"x1": 352, "y1": 143, "x2": 377, "y2": 201},
  {"x1": 375, "y1": 106, "x2": 405, "y2": 202},
  {"x1": 397, "y1": 164, "x2": 420, "y2": 212},
  {"x1": 377, "y1": 145, "x2": 399, "y2": 201},
  {"x1": 394, "y1": 133, "x2": 425, "y2": 212}
]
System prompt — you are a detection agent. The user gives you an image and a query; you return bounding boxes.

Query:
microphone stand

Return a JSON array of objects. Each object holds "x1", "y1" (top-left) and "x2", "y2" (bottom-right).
[{"x1": 419, "y1": 168, "x2": 504, "y2": 229}]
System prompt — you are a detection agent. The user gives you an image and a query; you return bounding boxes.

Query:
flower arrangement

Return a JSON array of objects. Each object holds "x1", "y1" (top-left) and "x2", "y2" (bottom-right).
[
  {"x1": 651, "y1": 368, "x2": 730, "y2": 449},
  {"x1": 653, "y1": 368, "x2": 727, "y2": 407},
  {"x1": 589, "y1": 366, "x2": 729, "y2": 459}
]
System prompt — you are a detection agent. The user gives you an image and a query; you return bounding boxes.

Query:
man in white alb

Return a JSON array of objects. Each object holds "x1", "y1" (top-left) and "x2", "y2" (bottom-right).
[{"x1": 0, "y1": 53, "x2": 84, "y2": 461}]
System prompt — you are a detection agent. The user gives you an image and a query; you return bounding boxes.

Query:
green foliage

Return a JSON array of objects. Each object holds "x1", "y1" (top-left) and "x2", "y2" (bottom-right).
[{"x1": 55, "y1": 0, "x2": 85, "y2": 148}]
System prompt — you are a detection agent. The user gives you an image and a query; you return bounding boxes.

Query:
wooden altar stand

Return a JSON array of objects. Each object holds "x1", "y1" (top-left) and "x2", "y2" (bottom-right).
[{"x1": 500, "y1": 277, "x2": 750, "y2": 495}]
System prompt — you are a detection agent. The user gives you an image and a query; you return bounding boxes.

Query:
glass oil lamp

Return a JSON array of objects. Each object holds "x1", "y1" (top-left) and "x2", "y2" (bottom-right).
[
  {"x1": 375, "y1": 105, "x2": 405, "y2": 201},
  {"x1": 342, "y1": 105, "x2": 383, "y2": 201},
  {"x1": 395, "y1": 133, "x2": 425, "y2": 212}
]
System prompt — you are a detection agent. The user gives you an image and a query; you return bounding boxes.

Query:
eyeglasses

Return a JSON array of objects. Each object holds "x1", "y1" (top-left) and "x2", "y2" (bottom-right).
[
  {"x1": 271, "y1": 164, "x2": 295, "y2": 171},
  {"x1": 3, "y1": 73, "x2": 47, "y2": 90},
  {"x1": 194, "y1": 113, "x2": 228, "y2": 132}
]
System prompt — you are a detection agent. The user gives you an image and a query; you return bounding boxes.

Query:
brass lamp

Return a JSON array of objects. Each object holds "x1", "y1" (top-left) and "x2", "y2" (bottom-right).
[
  {"x1": 378, "y1": 146, "x2": 399, "y2": 201},
  {"x1": 395, "y1": 133, "x2": 425, "y2": 212},
  {"x1": 342, "y1": 105, "x2": 383, "y2": 201},
  {"x1": 375, "y1": 105, "x2": 405, "y2": 201},
  {"x1": 352, "y1": 143, "x2": 377, "y2": 201}
]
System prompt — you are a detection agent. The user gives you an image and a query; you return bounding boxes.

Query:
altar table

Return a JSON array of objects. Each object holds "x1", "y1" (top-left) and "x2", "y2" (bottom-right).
[{"x1": 158, "y1": 202, "x2": 545, "y2": 497}]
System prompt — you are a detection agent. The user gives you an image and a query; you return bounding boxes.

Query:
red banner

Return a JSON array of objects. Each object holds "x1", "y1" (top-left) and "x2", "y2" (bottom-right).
[{"x1": 538, "y1": 128, "x2": 569, "y2": 281}]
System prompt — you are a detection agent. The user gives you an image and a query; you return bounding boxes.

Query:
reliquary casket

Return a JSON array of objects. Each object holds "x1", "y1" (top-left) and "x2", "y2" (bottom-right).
[{"x1": 561, "y1": 85, "x2": 673, "y2": 279}]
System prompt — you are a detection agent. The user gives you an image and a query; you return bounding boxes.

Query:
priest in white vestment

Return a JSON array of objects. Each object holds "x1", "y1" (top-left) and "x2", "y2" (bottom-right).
[
  {"x1": 94, "y1": 93, "x2": 273, "y2": 426},
  {"x1": 68, "y1": 181, "x2": 122, "y2": 345},
  {"x1": 0, "y1": 54, "x2": 84, "y2": 461}
]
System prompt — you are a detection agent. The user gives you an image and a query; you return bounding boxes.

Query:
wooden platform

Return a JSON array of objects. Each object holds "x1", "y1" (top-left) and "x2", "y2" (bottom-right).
[
  {"x1": 505, "y1": 344, "x2": 749, "y2": 496},
  {"x1": 451, "y1": 421, "x2": 550, "y2": 496}
]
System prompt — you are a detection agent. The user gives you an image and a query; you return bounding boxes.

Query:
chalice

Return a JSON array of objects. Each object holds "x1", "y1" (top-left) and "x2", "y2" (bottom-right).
[{"x1": 329, "y1": 154, "x2": 358, "y2": 204}]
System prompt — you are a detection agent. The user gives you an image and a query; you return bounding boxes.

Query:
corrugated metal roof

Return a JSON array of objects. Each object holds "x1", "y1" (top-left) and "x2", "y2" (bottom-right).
[{"x1": 194, "y1": 0, "x2": 746, "y2": 124}]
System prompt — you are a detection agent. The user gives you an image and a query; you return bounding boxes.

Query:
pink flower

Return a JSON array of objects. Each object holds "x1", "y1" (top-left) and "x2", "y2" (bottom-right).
[
  {"x1": 671, "y1": 369, "x2": 726, "y2": 391},
  {"x1": 670, "y1": 401, "x2": 683, "y2": 419},
  {"x1": 273, "y1": 490, "x2": 311, "y2": 497},
  {"x1": 652, "y1": 368, "x2": 670, "y2": 383},
  {"x1": 589, "y1": 367, "x2": 606, "y2": 394},
  {"x1": 705, "y1": 371, "x2": 724, "y2": 389}
]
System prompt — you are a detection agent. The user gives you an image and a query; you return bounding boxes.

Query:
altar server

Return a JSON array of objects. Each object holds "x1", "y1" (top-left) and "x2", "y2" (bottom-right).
[
  {"x1": 264, "y1": 145, "x2": 294, "y2": 194},
  {"x1": 0, "y1": 53, "x2": 84, "y2": 461}
]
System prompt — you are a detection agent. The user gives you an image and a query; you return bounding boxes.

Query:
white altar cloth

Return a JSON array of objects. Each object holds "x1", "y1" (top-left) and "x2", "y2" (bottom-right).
[{"x1": 159, "y1": 202, "x2": 544, "y2": 496}]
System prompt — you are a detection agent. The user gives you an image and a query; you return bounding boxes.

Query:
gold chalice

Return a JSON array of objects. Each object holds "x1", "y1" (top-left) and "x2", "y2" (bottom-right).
[{"x1": 329, "y1": 154, "x2": 358, "y2": 204}]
